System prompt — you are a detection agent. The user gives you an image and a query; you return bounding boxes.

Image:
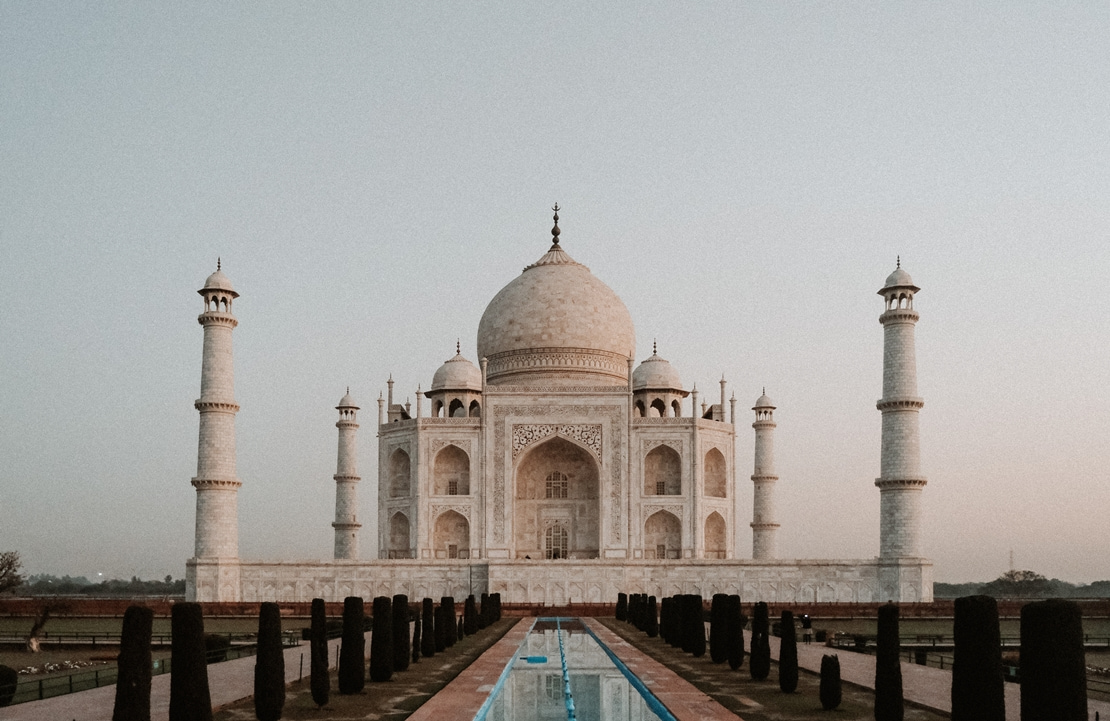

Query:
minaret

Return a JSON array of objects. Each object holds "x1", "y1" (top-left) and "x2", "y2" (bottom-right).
[
  {"x1": 751, "y1": 390, "x2": 779, "y2": 560},
  {"x1": 333, "y1": 389, "x2": 361, "y2": 560},
  {"x1": 876, "y1": 259, "x2": 926, "y2": 558},
  {"x1": 191, "y1": 261, "x2": 242, "y2": 574}
]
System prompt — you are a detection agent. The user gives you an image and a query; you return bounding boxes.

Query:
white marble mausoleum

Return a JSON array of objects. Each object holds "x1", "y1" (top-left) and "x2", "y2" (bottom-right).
[{"x1": 186, "y1": 209, "x2": 933, "y2": 604}]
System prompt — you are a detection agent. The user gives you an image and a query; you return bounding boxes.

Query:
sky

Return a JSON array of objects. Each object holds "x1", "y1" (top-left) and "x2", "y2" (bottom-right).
[{"x1": 1, "y1": 3, "x2": 1108, "y2": 584}]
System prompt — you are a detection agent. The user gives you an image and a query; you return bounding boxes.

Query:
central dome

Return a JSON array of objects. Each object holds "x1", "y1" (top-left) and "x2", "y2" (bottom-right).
[{"x1": 477, "y1": 239, "x2": 636, "y2": 387}]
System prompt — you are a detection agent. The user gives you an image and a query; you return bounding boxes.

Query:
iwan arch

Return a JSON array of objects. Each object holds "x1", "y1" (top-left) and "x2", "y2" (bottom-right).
[{"x1": 186, "y1": 209, "x2": 932, "y2": 604}]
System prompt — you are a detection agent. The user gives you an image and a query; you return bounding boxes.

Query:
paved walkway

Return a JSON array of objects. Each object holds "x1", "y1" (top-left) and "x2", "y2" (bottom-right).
[
  {"x1": 3, "y1": 633, "x2": 352, "y2": 721},
  {"x1": 769, "y1": 636, "x2": 1110, "y2": 721},
  {"x1": 408, "y1": 618, "x2": 738, "y2": 721}
]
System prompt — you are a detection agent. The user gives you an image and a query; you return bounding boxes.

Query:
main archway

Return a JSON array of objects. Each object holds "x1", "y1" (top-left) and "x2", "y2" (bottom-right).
[{"x1": 513, "y1": 436, "x2": 599, "y2": 559}]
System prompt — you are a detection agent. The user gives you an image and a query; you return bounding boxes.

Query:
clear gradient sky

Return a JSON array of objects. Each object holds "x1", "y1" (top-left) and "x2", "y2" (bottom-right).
[{"x1": 2, "y1": 3, "x2": 1107, "y2": 584}]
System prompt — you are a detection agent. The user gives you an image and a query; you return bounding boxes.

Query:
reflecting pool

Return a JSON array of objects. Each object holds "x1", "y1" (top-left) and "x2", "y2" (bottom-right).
[{"x1": 477, "y1": 618, "x2": 673, "y2": 721}]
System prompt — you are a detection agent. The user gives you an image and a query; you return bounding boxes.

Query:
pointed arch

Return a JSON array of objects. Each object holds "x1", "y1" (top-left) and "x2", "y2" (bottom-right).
[
  {"x1": 434, "y1": 444, "x2": 470, "y2": 495},
  {"x1": 704, "y1": 512, "x2": 726, "y2": 559},
  {"x1": 388, "y1": 512, "x2": 410, "y2": 558},
  {"x1": 468, "y1": 400, "x2": 481, "y2": 417},
  {"x1": 448, "y1": 398, "x2": 465, "y2": 417},
  {"x1": 514, "y1": 436, "x2": 599, "y2": 559},
  {"x1": 704, "y1": 447, "x2": 727, "y2": 498},
  {"x1": 644, "y1": 445, "x2": 681, "y2": 496},
  {"x1": 389, "y1": 448, "x2": 411, "y2": 497},
  {"x1": 644, "y1": 510, "x2": 681, "y2": 559},
  {"x1": 433, "y1": 510, "x2": 469, "y2": 559}
]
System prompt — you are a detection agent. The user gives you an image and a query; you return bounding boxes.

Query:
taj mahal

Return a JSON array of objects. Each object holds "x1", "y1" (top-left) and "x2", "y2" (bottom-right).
[{"x1": 186, "y1": 207, "x2": 933, "y2": 604}]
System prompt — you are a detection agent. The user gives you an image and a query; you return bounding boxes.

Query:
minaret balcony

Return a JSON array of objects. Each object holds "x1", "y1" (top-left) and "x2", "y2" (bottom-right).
[{"x1": 875, "y1": 397, "x2": 924, "y2": 411}]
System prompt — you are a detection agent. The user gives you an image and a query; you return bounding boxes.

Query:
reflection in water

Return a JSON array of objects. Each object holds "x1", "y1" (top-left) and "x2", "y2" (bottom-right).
[{"x1": 484, "y1": 620, "x2": 664, "y2": 721}]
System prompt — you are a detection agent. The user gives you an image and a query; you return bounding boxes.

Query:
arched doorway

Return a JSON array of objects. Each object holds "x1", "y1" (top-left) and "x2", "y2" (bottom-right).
[
  {"x1": 704, "y1": 512, "x2": 726, "y2": 559},
  {"x1": 433, "y1": 510, "x2": 469, "y2": 559},
  {"x1": 644, "y1": 510, "x2": 681, "y2": 559},
  {"x1": 434, "y1": 445, "x2": 470, "y2": 495},
  {"x1": 514, "y1": 436, "x2": 599, "y2": 559},
  {"x1": 704, "y1": 448, "x2": 726, "y2": 498},
  {"x1": 389, "y1": 449, "x2": 411, "y2": 497},
  {"x1": 644, "y1": 445, "x2": 681, "y2": 495},
  {"x1": 389, "y1": 512, "x2": 411, "y2": 559}
]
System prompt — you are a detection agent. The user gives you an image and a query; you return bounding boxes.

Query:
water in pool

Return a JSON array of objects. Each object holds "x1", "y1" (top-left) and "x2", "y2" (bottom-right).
[{"x1": 479, "y1": 618, "x2": 671, "y2": 721}]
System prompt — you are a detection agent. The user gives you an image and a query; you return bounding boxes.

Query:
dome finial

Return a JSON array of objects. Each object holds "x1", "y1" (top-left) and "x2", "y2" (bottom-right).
[
  {"x1": 551, "y1": 203, "x2": 561, "y2": 245},
  {"x1": 653, "y1": 338, "x2": 657, "y2": 356},
  {"x1": 456, "y1": 338, "x2": 460, "y2": 355},
  {"x1": 896, "y1": 255, "x2": 900, "y2": 269},
  {"x1": 217, "y1": 257, "x2": 221, "y2": 271}
]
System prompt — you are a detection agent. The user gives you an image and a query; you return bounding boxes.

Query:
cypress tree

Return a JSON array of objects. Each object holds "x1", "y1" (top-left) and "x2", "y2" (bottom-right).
[
  {"x1": 441, "y1": 598, "x2": 457, "y2": 648},
  {"x1": 726, "y1": 595, "x2": 745, "y2": 671},
  {"x1": 666, "y1": 597, "x2": 682, "y2": 648},
  {"x1": 677, "y1": 596, "x2": 693, "y2": 653},
  {"x1": 820, "y1": 654, "x2": 842, "y2": 710},
  {"x1": 338, "y1": 597, "x2": 365, "y2": 694},
  {"x1": 778, "y1": 610, "x2": 798, "y2": 693},
  {"x1": 492, "y1": 592, "x2": 501, "y2": 622},
  {"x1": 750, "y1": 602, "x2": 771, "y2": 680},
  {"x1": 464, "y1": 595, "x2": 478, "y2": 635},
  {"x1": 434, "y1": 603, "x2": 447, "y2": 652},
  {"x1": 693, "y1": 595, "x2": 707, "y2": 657},
  {"x1": 392, "y1": 595, "x2": 410, "y2": 673},
  {"x1": 421, "y1": 598, "x2": 436, "y2": 658},
  {"x1": 874, "y1": 602, "x2": 903, "y2": 721},
  {"x1": 658, "y1": 597, "x2": 669, "y2": 643},
  {"x1": 709, "y1": 594, "x2": 727, "y2": 663},
  {"x1": 309, "y1": 598, "x2": 329, "y2": 708},
  {"x1": 254, "y1": 602, "x2": 285, "y2": 721},
  {"x1": 646, "y1": 596, "x2": 659, "y2": 638},
  {"x1": 113, "y1": 604, "x2": 153, "y2": 721},
  {"x1": 369, "y1": 596, "x2": 394, "y2": 682},
  {"x1": 478, "y1": 592, "x2": 489, "y2": 629},
  {"x1": 411, "y1": 610, "x2": 421, "y2": 664},
  {"x1": 457, "y1": 614, "x2": 464, "y2": 641},
  {"x1": 951, "y1": 595, "x2": 1004, "y2": 721},
  {"x1": 0, "y1": 665, "x2": 16, "y2": 708},
  {"x1": 169, "y1": 602, "x2": 212, "y2": 721},
  {"x1": 616, "y1": 592, "x2": 628, "y2": 621},
  {"x1": 1020, "y1": 598, "x2": 1087, "y2": 721}
]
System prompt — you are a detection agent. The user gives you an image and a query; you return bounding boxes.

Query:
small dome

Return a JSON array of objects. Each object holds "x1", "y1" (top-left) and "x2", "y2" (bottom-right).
[
  {"x1": 430, "y1": 352, "x2": 483, "y2": 392},
  {"x1": 200, "y1": 268, "x2": 239, "y2": 297},
  {"x1": 633, "y1": 350, "x2": 683, "y2": 391},
  {"x1": 883, "y1": 266, "x2": 913, "y2": 288},
  {"x1": 337, "y1": 389, "x2": 357, "y2": 409},
  {"x1": 753, "y1": 391, "x2": 775, "y2": 409}
]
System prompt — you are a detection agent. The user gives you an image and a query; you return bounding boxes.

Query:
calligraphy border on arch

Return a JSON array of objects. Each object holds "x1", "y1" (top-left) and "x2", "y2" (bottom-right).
[{"x1": 513, "y1": 424, "x2": 602, "y2": 460}]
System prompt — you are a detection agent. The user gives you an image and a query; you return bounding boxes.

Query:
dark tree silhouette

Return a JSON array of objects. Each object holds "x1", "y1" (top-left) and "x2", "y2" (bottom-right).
[
  {"x1": 819, "y1": 654, "x2": 842, "y2": 710},
  {"x1": 1020, "y1": 598, "x2": 1087, "y2": 721},
  {"x1": 369, "y1": 596, "x2": 394, "y2": 682},
  {"x1": 392, "y1": 594, "x2": 410, "y2": 673},
  {"x1": 778, "y1": 610, "x2": 798, "y2": 693},
  {"x1": 309, "y1": 598, "x2": 329, "y2": 708},
  {"x1": 169, "y1": 602, "x2": 212, "y2": 721},
  {"x1": 951, "y1": 595, "x2": 1003, "y2": 721},
  {"x1": 112, "y1": 605, "x2": 153, "y2": 721},
  {"x1": 874, "y1": 603, "x2": 903, "y2": 721},
  {"x1": 338, "y1": 597, "x2": 365, "y2": 694},
  {"x1": 421, "y1": 598, "x2": 436, "y2": 658},
  {"x1": 750, "y1": 602, "x2": 770, "y2": 680},
  {"x1": 253, "y1": 602, "x2": 285, "y2": 721}
]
